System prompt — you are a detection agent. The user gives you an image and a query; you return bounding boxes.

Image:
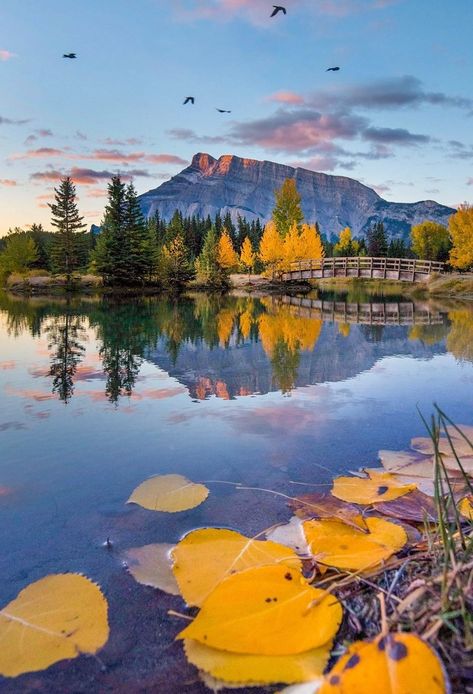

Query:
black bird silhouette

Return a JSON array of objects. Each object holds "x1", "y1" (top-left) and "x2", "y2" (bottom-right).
[
  {"x1": 216, "y1": 108, "x2": 231, "y2": 113},
  {"x1": 270, "y1": 5, "x2": 286, "y2": 17},
  {"x1": 326, "y1": 66, "x2": 340, "y2": 72},
  {"x1": 183, "y1": 96, "x2": 195, "y2": 105},
  {"x1": 63, "y1": 53, "x2": 77, "y2": 59}
]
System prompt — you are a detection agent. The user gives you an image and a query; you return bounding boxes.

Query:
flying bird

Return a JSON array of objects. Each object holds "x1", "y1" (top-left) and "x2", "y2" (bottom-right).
[
  {"x1": 326, "y1": 66, "x2": 340, "y2": 72},
  {"x1": 183, "y1": 96, "x2": 195, "y2": 105},
  {"x1": 63, "y1": 53, "x2": 77, "y2": 59},
  {"x1": 216, "y1": 108, "x2": 231, "y2": 113},
  {"x1": 270, "y1": 5, "x2": 286, "y2": 17}
]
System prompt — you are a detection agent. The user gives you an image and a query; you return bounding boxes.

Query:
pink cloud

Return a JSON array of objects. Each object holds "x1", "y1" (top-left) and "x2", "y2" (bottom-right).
[
  {"x1": 0, "y1": 49, "x2": 16, "y2": 61},
  {"x1": 11, "y1": 147, "x2": 66, "y2": 160},
  {"x1": 268, "y1": 91, "x2": 304, "y2": 105},
  {"x1": 86, "y1": 188, "x2": 107, "y2": 198},
  {"x1": 0, "y1": 360, "x2": 16, "y2": 370},
  {"x1": 0, "y1": 179, "x2": 17, "y2": 187}
]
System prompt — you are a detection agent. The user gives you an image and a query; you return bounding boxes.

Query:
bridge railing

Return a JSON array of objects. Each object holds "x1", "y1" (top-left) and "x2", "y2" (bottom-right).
[{"x1": 286, "y1": 257, "x2": 445, "y2": 275}]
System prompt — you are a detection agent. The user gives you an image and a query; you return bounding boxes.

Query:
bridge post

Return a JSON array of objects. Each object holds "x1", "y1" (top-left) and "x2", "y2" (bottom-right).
[{"x1": 383, "y1": 257, "x2": 386, "y2": 279}]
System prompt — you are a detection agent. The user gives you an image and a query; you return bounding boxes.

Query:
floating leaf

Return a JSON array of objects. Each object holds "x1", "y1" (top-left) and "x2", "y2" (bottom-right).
[
  {"x1": 319, "y1": 633, "x2": 448, "y2": 694},
  {"x1": 303, "y1": 517, "x2": 406, "y2": 571},
  {"x1": 441, "y1": 455, "x2": 473, "y2": 474},
  {"x1": 378, "y1": 449, "x2": 423, "y2": 472},
  {"x1": 374, "y1": 489, "x2": 443, "y2": 522},
  {"x1": 0, "y1": 574, "x2": 109, "y2": 677},
  {"x1": 173, "y1": 528, "x2": 301, "y2": 607},
  {"x1": 123, "y1": 543, "x2": 180, "y2": 595},
  {"x1": 279, "y1": 683, "x2": 322, "y2": 694},
  {"x1": 411, "y1": 436, "x2": 449, "y2": 456},
  {"x1": 289, "y1": 492, "x2": 368, "y2": 531},
  {"x1": 459, "y1": 495, "x2": 473, "y2": 520},
  {"x1": 178, "y1": 565, "x2": 342, "y2": 655},
  {"x1": 184, "y1": 638, "x2": 332, "y2": 685},
  {"x1": 331, "y1": 472, "x2": 416, "y2": 505},
  {"x1": 266, "y1": 517, "x2": 311, "y2": 554},
  {"x1": 127, "y1": 473, "x2": 209, "y2": 512}
]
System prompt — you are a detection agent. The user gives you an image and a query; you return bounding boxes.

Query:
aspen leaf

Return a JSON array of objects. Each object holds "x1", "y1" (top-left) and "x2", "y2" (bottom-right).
[
  {"x1": 289, "y1": 492, "x2": 368, "y2": 531},
  {"x1": 303, "y1": 517, "x2": 406, "y2": 571},
  {"x1": 375, "y1": 490, "x2": 442, "y2": 523},
  {"x1": 410, "y1": 436, "x2": 449, "y2": 456},
  {"x1": 173, "y1": 528, "x2": 302, "y2": 607},
  {"x1": 127, "y1": 473, "x2": 209, "y2": 512},
  {"x1": 0, "y1": 574, "x2": 109, "y2": 677},
  {"x1": 331, "y1": 472, "x2": 416, "y2": 505},
  {"x1": 459, "y1": 495, "x2": 473, "y2": 520},
  {"x1": 123, "y1": 543, "x2": 180, "y2": 595},
  {"x1": 266, "y1": 517, "x2": 311, "y2": 554},
  {"x1": 319, "y1": 633, "x2": 448, "y2": 694},
  {"x1": 184, "y1": 638, "x2": 332, "y2": 685},
  {"x1": 379, "y1": 449, "x2": 423, "y2": 472},
  {"x1": 178, "y1": 565, "x2": 342, "y2": 655}
]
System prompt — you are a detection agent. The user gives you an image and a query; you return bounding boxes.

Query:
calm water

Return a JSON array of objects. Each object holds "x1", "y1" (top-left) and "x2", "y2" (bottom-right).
[{"x1": 1, "y1": 290, "x2": 473, "y2": 692}]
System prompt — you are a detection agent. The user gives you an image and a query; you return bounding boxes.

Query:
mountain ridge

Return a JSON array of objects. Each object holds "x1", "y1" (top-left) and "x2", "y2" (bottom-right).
[{"x1": 138, "y1": 152, "x2": 455, "y2": 239}]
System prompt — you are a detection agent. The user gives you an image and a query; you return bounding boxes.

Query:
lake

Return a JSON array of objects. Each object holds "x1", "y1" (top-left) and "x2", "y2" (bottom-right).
[{"x1": 1, "y1": 290, "x2": 473, "y2": 692}]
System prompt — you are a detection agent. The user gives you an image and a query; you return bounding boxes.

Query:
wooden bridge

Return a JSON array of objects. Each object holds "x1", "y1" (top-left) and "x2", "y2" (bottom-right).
[
  {"x1": 279, "y1": 296, "x2": 446, "y2": 326},
  {"x1": 282, "y1": 257, "x2": 445, "y2": 283}
]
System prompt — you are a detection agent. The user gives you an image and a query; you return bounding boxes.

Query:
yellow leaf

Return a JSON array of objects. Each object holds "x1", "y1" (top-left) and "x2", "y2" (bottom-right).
[
  {"x1": 123, "y1": 543, "x2": 180, "y2": 595},
  {"x1": 319, "y1": 633, "x2": 448, "y2": 694},
  {"x1": 184, "y1": 638, "x2": 332, "y2": 685},
  {"x1": 0, "y1": 574, "x2": 109, "y2": 677},
  {"x1": 303, "y1": 517, "x2": 406, "y2": 571},
  {"x1": 459, "y1": 495, "x2": 473, "y2": 520},
  {"x1": 331, "y1": 471, "x2": 416, "y2": 505},
  {"x1": 178, "y1": 565, "x2": 342, "y2": 655},
  {"x1": 173, "y1": 528, "x2": 302, "y2": 606},
  {"x1": 127, "y1": 473, "x2": 209, "y2": 512}
]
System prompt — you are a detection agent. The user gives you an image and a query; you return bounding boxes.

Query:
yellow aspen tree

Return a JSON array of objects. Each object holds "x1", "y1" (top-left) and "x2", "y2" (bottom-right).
[
  {"x1": 282, "y1": 222, "x2": 304, "y2": 270},
  {"x1": 300, "y1": 224, "x2": 325, "y2": 261},
  {"x1": 333, "y1": 227, "x2": 353, "y2": 256},
  {"x1": 259, "y1": 221, "x2": 284, "y2": 279},
  {"x1": 449, "y1": 205, "x2": 473, "y2": 270},
  {"x1": 240, "y1": 237, "x2": 256, "y2": 282},
  {"x1": 217, "y1": 229, "x2": 238, "y2": 270}
]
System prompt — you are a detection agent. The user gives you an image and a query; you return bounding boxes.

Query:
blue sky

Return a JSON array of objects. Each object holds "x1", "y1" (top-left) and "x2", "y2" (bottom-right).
[{"x1": 1, "y1": 0, "x2": 472, "y2": 232}]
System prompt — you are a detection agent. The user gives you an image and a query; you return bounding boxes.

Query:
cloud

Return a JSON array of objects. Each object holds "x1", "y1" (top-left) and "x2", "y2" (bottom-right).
[
  {"x1": 31, "y1": 167, "x2": 152, "y2": 185},
  {"x1": 85, "y1": 188, "x2": 107, "y2": 198},
  {"x1": 24, "y1": 129, "x2": 54, "y2": 145},
  {"x1": 168, "y1": 128, "x2": 227, "y2": 144},
  {"x1": 362, "y1": 126, "x2": 430, "y2": 146},
  {"x1": 0, "y1": 115, "x2": 30, "y2": 125},
  {"x1": 467, "y1": 179, "x2": 473, "y2": 186},
  {"x1": 75, "y1": 130, "x2": 88, "y2": 141},
  {"x1": 268, "y1": 91, "x2": 304, "y2": 105},
  {"x1": 103, "y1": 137, "x2": 143, "y2": 146},
  {"x1": 12, "y1": 147, "x2": 67, "y2": 160},
  {"x1": 0, "y1": 49, "x2": 16, "y2": 61},
  {"x1": 0, "y1": 179, "x2": 17, "y2": 187},
  {"x1": 89, "y1": 149, "x2": 187, "y2": 165}
]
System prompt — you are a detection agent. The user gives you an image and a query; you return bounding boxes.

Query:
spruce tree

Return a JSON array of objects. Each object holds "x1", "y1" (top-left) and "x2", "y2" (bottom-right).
[
  {"x1": 94, "y1": 176, "x2": 128, "y2": 285},
  {"x1": 49, "y1": 177, "x2": 87, "y2": 284},
  {"x1": 125, "y1": 182, "x2": 149, "y2": 284},
  {"x1": 366, "y1": 222, "x2": 388, "y2": 257}
]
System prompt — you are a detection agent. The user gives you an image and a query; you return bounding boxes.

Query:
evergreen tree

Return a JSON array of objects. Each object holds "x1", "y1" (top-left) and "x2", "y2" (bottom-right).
[
  {"x1": 49, "y1": 177, "x2": 87, "y2": 284},
  {"x1": 93, "y1": 176, "x2": 129, "y2": 285},
  {"x1": 195, "y1": 227, "x2": 228, "y2": 287},
  {"x1": 125, "y1": 182, "x2": 149, "y2": 284},
  {"x1": 272, "y1": 179, "x2": 304, "y2": 237},
  {"x1": 388, "y1": 238, "x2": 409, "y2": 258},
  {"x1": 29, "y1": 223, "x2": 51, "y2": 269},
  {"x1": 366, "y1": 221, "x2": 388, "y2": 257}
]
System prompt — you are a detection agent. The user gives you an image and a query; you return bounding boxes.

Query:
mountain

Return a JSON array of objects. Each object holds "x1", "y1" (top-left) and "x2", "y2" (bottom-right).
[{"x1": 138, "y1": 152, "x2": 455, "y2": 239}]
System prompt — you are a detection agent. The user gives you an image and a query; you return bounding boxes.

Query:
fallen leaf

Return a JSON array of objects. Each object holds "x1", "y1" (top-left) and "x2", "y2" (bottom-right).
[
  {"x1": 374, "y1": 489, "x2": 441, "y2": 522},
  {"x1": 331, "y1": 472, "x2": 416, "y2": 505},
  {"x1": 123, "y1": 543, "x2": 180, "y2": 595},
  {"x1": 0, "y1": 574, "x2": 109, "y2": 677},
  {"x1": 266, "y1": 516, "x2": 311, "y2": 554},
  {"x1": 303, "y1": 517, "x2": 406, "y2": 571},
  {"x1": 319, "y1": 633, "x2": 448, "y2": 694},
  {"x1": 184, "y1": 638, "x2": 332, "y2": 685},
  {"x1": 178, "y1": 565, "x2": 342, "y2": 655},
  {"x1": 289, "y1": 492, "x2": 368, "y2": 531},
  {"x1": 410, "y1": 436, "x2": 450, "y2": 456},
  {"x1": 459, "y1": 495, "x2": 473, "y2": 520},
  {"x1": 127, "y1": 473, "x2": 209, "y2": 512},
  {"x1": 173, "y1": 528, "x2": 301, "y2": 607},
  {"x1": 378, "y1": 449, "x2": 423, "y2": 472},
  {"x1": 440, "y1": 455, "x2": 473, "y2": 474}
]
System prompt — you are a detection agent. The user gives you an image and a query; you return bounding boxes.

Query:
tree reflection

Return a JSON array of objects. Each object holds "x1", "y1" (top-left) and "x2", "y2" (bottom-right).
[
  {"x1": 46, "y1": 310, "x2": 86, "y2": 403},
  {"x1": 447, "y1": 308, "x2": 473, "y2": 362}
]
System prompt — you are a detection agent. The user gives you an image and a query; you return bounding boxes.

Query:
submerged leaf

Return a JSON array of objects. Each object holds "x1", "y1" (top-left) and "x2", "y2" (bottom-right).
[
  {"x1": 173, "y1": 528, "x2": 302, "y2": 607},
  {"x1": 303, "y1": 517, "x2": 406, "y2": 571},
  {"x1": 127, "y1": 473, "x2": 209, "y2": 512},
  {"x1": 289, "y1": 492, "x2": 368, "y2": 531},
  {"x1": 319, "y1": 633, "x2": 448, "y2": 694},
  {"x1": 184, "y1": 638, "x2": 332, "y2": 685},
  {"x1": 331, "y1": 472, "x2": 416, "y2": 505},
  {"x1": 123, "y1": 543, "x2": 180, "y2": 595},
  {"x1": 266, "y1": 516, "x2": 311, "y2": 554},
  {"x1": 459, "y1": 495, "x2": 473, "y2": 520},
  {"x1": 178, "y1": 565, "x2": 342, "y2": 655},
  {"x1": 0, "y1": 574, "x2": 109, "y2": 677}
]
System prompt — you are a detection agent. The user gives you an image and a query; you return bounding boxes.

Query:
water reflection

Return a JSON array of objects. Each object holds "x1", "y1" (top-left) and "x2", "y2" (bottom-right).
[{"x1": 0, "y1": 292, "x2": 470, "y2": 404}]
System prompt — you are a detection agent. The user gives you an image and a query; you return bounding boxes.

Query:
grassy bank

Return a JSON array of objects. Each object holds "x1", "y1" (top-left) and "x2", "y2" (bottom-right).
[{"x1": 427, "y1": 272, "x2": 473, "y2": 299}]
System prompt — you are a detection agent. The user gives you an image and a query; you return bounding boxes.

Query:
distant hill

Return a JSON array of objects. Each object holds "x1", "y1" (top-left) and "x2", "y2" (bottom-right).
[{"x1": 138, "y1": 152, "x2": 455, "y2": 239}]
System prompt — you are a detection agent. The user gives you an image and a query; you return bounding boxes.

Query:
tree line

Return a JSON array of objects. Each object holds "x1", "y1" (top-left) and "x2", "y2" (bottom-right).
[{"x1": 1, "y1": 175, "x2": 472, "y2": 288}]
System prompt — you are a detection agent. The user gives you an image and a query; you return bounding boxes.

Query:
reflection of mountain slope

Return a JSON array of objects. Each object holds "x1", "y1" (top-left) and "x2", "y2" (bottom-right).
[{"x1": 147, "y1": 323, "x2": 446, "y2": 400}]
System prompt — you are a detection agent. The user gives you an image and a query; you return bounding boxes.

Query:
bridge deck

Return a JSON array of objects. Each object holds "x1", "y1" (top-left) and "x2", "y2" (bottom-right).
[{"x1": 282, "y1": 257, "x2": 444, "y2": 283}]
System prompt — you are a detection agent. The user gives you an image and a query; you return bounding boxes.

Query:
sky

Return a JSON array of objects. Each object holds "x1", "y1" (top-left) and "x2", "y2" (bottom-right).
[{"x1": 0, "y1": 0, "x2": 472, "y2": 234}]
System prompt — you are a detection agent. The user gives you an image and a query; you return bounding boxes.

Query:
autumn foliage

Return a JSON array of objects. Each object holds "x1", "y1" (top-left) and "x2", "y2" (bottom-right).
[{"x1": 449, "y1": 204, "x2": 473, "y2": 270}]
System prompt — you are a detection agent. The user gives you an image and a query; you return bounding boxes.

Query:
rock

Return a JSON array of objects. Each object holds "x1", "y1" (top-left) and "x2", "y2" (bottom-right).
[{"x1": 138, "y1": 152, "x2": 454, "y2": 239}]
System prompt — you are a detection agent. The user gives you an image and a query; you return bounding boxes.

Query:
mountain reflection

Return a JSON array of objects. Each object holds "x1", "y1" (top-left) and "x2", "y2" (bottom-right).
[{"x1": 0, "y1": 292, "x2": 462, "y2": 404}]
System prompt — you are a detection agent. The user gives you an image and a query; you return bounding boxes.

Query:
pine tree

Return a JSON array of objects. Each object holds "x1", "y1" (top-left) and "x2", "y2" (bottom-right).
[
  {"x1": 259, "y1": 221, "x2": 284, "y2": 279},
  {"x1": 272, "y1": 179, "x2": 304, "y2": 237},
  {"x1": 49, "y1": 177, "x2": 87, "y2": 284},
  {"x1": 93, "y1": 176, "x2": 128, "y2": 285},
  {"x1": 240, "y1": 237, "x2": 255, "y2": 283},
  {"x1": 125, "y1": 182, "x2": 149, "y2": 284},
  {"x1": 366, "y1": 221, "x2": 388, "y2": 257}
]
